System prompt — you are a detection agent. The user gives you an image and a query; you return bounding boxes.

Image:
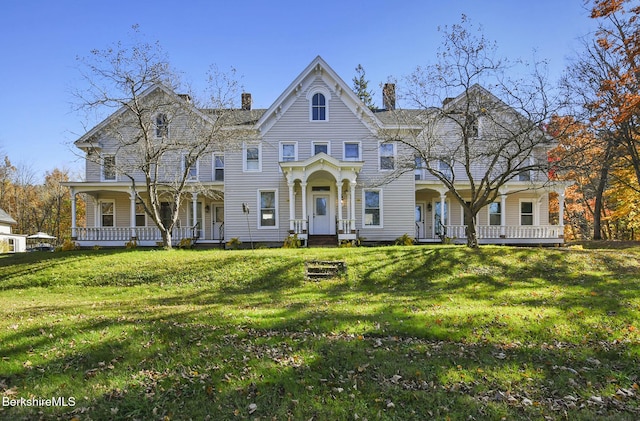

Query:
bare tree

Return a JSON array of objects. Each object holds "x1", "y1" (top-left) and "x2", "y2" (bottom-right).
[
  {"x1": 74, "y1": 29, "x2": 240, "y2": 248},
  {"x1": 388, "y1": 16, "x2": 559, "y2": 247}
]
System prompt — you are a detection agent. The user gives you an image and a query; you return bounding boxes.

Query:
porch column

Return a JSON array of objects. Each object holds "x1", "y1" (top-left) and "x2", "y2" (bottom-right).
[
  {"x1": 557, "y1": 189, "x2": 566, "y2": 227},
  {"x1": 129, "y1": 189, "x2": 137, "y2": 239},
  {"x1": 288, "y1": 181, "x2": 295, "y2": 232},
  {"x1": 70, "y1": 188, "x2": 77, "y2": 240},
  {"x1": 500, "y1": 193, "x2": 507, "y2": 237},
  {"x1": 336, "y1": 180, "x2": 343, "y2": 231},
  {"x1": 350, "y1": 180, "x2": 356, "y2": 232},
  {"x1": 301, "y1": 181, "x2": 308, "y2": 232},
  {"x1": 191, "y1": 192, "x2": 198, "y2": 238},
  {"x1": 439, "y1": 190, "x2": 446, "y2": 229}
]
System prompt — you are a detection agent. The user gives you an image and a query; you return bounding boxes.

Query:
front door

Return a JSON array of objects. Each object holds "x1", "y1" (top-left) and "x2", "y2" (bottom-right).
[
  {"x1": 313, "y1": 194, "x2": 331, "y2": 234},
  {"x1": 213, "y1": 205, "x2": 224, "y2": 240},
  {"x1": 415, "y1": 203, "x2": 425, "y2": 239}
]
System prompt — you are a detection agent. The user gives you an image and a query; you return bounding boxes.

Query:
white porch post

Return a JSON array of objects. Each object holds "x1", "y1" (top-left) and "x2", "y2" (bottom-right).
[
  {"x1": 288, "y1": 181, "x2": 295, "y2": 232},
  {"x1": 191, "y1": 192, "x2": 198, "y2": 237},
  {"x1": 301, "y1": 181, "x2": 308, "y2": 232},
  {"x1": 129, "y1": 188, "x2": 137, "y2": 239},
  {"x1": 558, "y1": 189, "x2": 566, "y2": 227},
  {"x1": 336, "y1": 180, "x2": 343, "y2": 231},
  {"x1": 500, "y1": 193, "x2": 507, "y2": 237},
  {"x1": 350, "y1": 180, "x2": 356, "y2": 232},
  {"x1": 70, "y1": 188, "x2": 77, "y2": 239},
  {"x1": 439, "y1": 190, "x2": 446, "y2": 229}
]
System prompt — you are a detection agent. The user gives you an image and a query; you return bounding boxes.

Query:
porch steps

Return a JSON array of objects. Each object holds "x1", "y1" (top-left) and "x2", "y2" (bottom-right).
[
  {"x1": 305, "y1": 260, "x2": 347, "y2": 280},
  {"x1": 307, "y1": 235, "x2": 338, "y2": 247}
]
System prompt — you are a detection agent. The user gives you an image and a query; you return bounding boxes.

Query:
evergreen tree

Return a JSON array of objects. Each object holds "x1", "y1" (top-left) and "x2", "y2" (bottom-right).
[{"x1": 352, "y1": 64, "x2": 375, "y2": 110}]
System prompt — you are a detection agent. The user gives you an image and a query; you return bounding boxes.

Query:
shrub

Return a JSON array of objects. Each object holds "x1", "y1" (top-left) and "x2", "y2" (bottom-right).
[
  {"x1": 283, "y1": 234, "x2": 301, "y2": 248},
  {"x1": 125, "y1": 239, "x2": 138, "y2": 249},
  {"x1": 178, "y1": 238, "x2": 192, "y2": 249},
  {"x1": 394, "y1": 233, "x2": 415, "y2": 246},
  {"x1": 60, "y1": 239, "x2": 80, "y2": 251},
  {"x1": 226, "y1": 237, "x2": 242, "y2": 250}
]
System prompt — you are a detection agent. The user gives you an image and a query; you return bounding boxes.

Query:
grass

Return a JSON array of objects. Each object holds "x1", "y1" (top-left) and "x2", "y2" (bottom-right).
[{"x1": 0, "y1": 245, "x2": 639, "y2": 420}]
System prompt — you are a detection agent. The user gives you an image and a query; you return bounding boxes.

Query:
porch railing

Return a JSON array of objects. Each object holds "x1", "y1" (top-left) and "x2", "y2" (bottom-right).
[
  {"x1": 75, "y1": 227, "x2": 195, "y2": 242},
  {"x1": 442, "y1": 225, "x2": 563, "y2": 240},
  {"x1": 337, "y1": 219, "x2": 356, "y2": 233},
  {"x1": 290, "y1": 219, "x2": 308, "y2": 235}
]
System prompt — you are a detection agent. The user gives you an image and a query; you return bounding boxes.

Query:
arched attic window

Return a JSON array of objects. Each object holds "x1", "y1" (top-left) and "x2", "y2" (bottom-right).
[
  {"x1": 155, "y1": 113, "x2": 169, "y2": 138},
  {"x1": 311, "y1": 93, "x2": 327, "y2": 121}
]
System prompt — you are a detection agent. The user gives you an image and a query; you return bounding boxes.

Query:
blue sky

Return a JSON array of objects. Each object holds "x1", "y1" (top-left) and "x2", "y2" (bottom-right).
[{"x1": 0, "y1": 0, "x2": 598, "y2": 178}]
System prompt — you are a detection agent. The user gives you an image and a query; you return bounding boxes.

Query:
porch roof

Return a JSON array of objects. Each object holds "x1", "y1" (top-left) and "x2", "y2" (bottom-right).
[{"x1": 279, "y1": 152, "x2": 363, "y2": 183}]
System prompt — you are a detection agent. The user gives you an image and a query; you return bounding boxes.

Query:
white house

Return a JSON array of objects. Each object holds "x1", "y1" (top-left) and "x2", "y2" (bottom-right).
[
  {"x1": 0, "y1": 208, "x2": 27, "y2": 253},
  {"x1": 64, "y1": 56, "x2": 569, "y2": 247}
]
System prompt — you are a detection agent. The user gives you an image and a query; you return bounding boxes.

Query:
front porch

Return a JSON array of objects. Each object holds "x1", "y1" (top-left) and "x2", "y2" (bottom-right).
[
  {"x1": 416, "y1": 224, "x2": 564, "y2": 245},
  {"x1": 281, "y1": 153, "x2": 363, "y2": 246}
]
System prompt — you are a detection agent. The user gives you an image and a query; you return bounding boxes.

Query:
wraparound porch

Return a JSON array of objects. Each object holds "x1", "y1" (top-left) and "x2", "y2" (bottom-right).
[{"x1": 416, "y1": 224, "x2": 564, "y2": 245}]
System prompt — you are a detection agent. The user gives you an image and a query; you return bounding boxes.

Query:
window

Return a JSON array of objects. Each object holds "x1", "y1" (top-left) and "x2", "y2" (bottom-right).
[
  {"x1": 520, "y1": 201, "x2": 534, "y2": 225},
  {"x1": 313, "y1": 142, "x2": 329, "y2": 155},
  {"x1": 135, "y1": 202, "x2": 146, "y2": 227},
  {"x1": 518, "y1": 157, "x2": 534, "y2": 181},
  {"x1": 213, "y1": 153, "x2": 224, "y2": 181},
  {"x1": 183, "y1": 154, "x2": 198, "y2": 180},
  {"x1": 102, "y1": 155, "x2": 116, "y2": 181},
  {"x1": 100, "y1": 201, "x2": 114, "y2": 227},
  {"x1": 364, "y1": 189, "x2": 382, "y2": 227},
  {"x1": 259, "y1": 190, "x2": 277, "y2": 228},
  {"x1": 155, "y1": 113, "x2": 169, "y2": 138},
  {"x1": 467, "y1": 114, "x2": 479, "y2": 138},
  {"x1": 438, "y1": 159, "x2": 453, "y2": 181},
  {"x1": 312, "y1": 93, "x2": 326, "y2": 121},
  {"x1": 244, "y1": 143, "x2": 261, "y2": 172},
  {"x1": 379, "y1": 143, "x2": 395, "y2": 170},
  {"x1": 7, "y1": 238, "x2": 15, "y2": 253},
  {"x1": 344, "y1": 142, "x2": 360, "y2": 161},
  {"x1": 280, "y1": 142, "x2": 297, "y2": 162},
  {"x1": 414, "y1": 154, "x2": 426, "y2": 180},
  {"x1": 489, "y1": 203, "x2": 501, "y2": 226}
]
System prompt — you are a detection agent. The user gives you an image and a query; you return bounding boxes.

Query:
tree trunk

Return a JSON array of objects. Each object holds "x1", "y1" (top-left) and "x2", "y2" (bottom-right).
[
  {"x1": 465, "y1": 212, "x2": 479, "y2": 248},
  {"x1": 160, "y1": 229, "x2": 173, "y2": 250}
]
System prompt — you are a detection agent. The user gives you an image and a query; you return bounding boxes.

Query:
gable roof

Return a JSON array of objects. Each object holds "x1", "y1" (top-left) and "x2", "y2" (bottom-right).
[
  {"x1": 255, "y1": 56, "x2": 385, "y2": 134},
  {"x1": 74, "y1": 83, "x2": 218, "y2": 149},
  {"x1": 0, "y1": 208, "x2": 17, "y2": 225}
]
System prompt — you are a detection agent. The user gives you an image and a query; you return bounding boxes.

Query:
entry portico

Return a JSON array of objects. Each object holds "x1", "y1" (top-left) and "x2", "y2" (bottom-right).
[{"x1": 280, "y1": 153, "x2": 363, "y2": 244}]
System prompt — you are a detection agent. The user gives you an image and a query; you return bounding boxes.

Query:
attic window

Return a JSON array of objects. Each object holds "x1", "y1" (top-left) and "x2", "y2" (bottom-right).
[
  {"x1": 311, "y1": 93, "x2": 326, "y2": 121},
  {"x1": 155, "y1": 113, "x2": 169, "y2": 138}
]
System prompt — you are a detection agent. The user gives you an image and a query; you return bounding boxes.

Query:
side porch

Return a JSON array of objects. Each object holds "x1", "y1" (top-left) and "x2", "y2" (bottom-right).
[
  {"x1": 64, "y1": 182, "x2": 225, "y2": 247},
  {"x1": 414, "y1": 182, "x2": 568, "y2": 245}
]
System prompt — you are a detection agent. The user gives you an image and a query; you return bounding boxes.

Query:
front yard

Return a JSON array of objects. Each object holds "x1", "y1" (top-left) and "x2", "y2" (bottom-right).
[{"x1": 1, "y1": 245, "x2": 639, "y2": 420}]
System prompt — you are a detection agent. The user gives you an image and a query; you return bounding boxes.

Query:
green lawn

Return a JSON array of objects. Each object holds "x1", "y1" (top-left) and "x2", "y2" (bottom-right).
[{"x1": 1, "y1": 245, "x2": 639, "y2": 420}]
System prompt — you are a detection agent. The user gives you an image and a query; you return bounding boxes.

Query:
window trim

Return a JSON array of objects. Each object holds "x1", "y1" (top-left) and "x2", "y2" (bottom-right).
[
  {"x1": 307, "y1": 88, "x2": 330, "y2": 122},
  {"x1": 343, "y1": 141, "x2": 361, "y2": 161},
  {"x1": 101, "y1": 155, "x2": 116, "y2": 182},
  {"x1": 437, "y1": 159, "x2": 453, "y2": 181},
  {"x1": 378, "y1": 142, "x2": 396, "y2": 171},
  {"x1": 257, "y1": 189, "x2": 279, "y2": 229},
  {"x1": 213, "y1": 152, "x2": 224, "y2": 182},
  {"x1": 312, "y1": 141, "x2": 330, "y2": 156},
  {"x1": 279, "y1": 141, "x2": 298, "y2": 162},
  {"x1": 519, "y1": 200, "x2": 534, "y2": 226},
  {"x1": 182, "y1": 154, "x2": 199, "y2": 181},
  {"x1": 362, "y1": 188, "x2": 383, "y2": 228},
  {"x1": 99, "y1": 199, "x2": 115, "y2": 227},
  {"x1": 243, "y1": 142, "x2": 262, "y2": 172},
  {"x1": 155, "y1": 113, "x2": 169, "y2": 138},
  {"x1": 488, "y1": 202, "x2": 501, "y2": 226}
]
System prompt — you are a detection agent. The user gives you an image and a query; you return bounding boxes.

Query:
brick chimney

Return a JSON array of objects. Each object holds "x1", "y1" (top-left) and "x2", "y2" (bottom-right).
[
  {"x1": 241, "y1": 93, "x2": 252, "y2": 111},
  {"x1": 383, "y1": 83, "x2": 396, "y2": 110}
]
